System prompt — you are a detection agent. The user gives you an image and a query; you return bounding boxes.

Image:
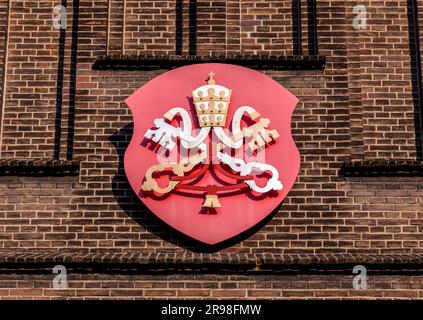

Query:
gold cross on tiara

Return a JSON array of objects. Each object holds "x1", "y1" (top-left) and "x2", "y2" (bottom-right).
[{"x1": 208, "y1": 71, "x2": 216, "y2": 85}]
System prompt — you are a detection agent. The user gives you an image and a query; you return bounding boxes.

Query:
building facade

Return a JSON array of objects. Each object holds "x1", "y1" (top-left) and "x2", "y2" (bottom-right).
[{"x1": 0, "y1": 0, "x2": 423, "y2": 299}]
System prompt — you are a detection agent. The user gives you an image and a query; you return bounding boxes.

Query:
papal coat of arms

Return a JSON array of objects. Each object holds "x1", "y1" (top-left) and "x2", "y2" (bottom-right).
[{"x1": 124, "y1": 64, "x2": 300, "y2": 244}]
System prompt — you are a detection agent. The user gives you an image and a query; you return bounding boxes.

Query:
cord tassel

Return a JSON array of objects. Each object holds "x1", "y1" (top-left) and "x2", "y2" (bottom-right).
[{"x1": 202, "y1": 194, "x2": 221, "y2": 208}]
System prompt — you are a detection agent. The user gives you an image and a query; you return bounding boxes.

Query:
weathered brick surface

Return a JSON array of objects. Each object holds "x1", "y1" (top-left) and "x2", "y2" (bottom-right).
[
  {"x1": 0, "y1": 0, "x2": 423, "y2": 299},
  {"x1": 351, "y1": 1, "x2": 417, "y2": 159},
  {"x1": 1, "y1": 1, "x2": 61, "y2": 158},
  {"x1": 0, "y1": 0, "x2": 9, "y2": 141}
]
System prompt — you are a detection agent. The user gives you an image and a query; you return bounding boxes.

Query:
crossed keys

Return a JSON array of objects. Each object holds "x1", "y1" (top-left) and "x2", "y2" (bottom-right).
[{"x1": 142, "y1": 104, "x2": 283, "y2": 209}]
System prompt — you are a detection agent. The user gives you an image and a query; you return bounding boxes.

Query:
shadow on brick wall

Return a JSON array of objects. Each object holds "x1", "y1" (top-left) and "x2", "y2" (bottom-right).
[{"x1": 108, "y1": 123, "x2": 280, "y2": 253}]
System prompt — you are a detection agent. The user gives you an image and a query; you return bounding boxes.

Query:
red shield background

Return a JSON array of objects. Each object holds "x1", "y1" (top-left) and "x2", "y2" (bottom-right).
[{"x1": 124, "y1": 63, "x2": 300, "y2": 245}]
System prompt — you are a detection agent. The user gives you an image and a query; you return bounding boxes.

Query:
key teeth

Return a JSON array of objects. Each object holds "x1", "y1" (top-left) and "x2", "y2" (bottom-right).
[
  {"x1": 248, "y1": 141, "x2": 258, "y2": 152},
  {"x1": 247, "y1": 128, "x2": 280, "y2": 153},
  {"x1": 259, "y1": 118, "x2": 270, "y2": 127},
  {"x1": 267, "y1": 129, "x2": 280, "y2": 143}
]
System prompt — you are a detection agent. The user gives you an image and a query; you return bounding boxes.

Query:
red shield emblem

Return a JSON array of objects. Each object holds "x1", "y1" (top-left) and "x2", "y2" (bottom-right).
[{"x1": 124, "y1": 64, "x2": 300, "y2": 244}]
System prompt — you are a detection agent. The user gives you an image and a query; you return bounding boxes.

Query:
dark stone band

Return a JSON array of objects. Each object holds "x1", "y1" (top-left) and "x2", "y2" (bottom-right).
[
  {"x1": 342, "y1": 159, "x2": 423, "y2": 177},
  {"x1": 92, "y1": 55, "x2": 326, "y2": 71},
  {"x1": 0, "y1": 250, "x2": 422, "y2": 274},
  {"x1": 0, "y1": 159, "x2": 80, "y2": 176}
]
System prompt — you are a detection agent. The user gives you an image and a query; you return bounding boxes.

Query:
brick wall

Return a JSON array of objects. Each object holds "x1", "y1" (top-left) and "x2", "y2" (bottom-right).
[
  {"x1": 1, "y1": 273, "x2": 423, "y2": 299},
  {"x1": 1, "y1": 1, "x2": 61, "y2": 158},
  {"x1": 0, "y1": 0, "x2": 423, "y2": 299},
  {"x1": 352, "y1": 1, "x2": 417, "y2": 159},
  {"x1": 0, "y1": 0, "x2": 9, "y2": 141}
]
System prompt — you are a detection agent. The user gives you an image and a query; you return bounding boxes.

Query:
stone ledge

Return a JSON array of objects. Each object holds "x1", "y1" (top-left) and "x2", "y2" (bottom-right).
[
  {"x1": 341, "y1": 159, "x2": 423, "y2": 177},
  {"x1": 0, "y1": 250, "x2": 422, "y2": 273},
  {"x1": 92, "y1": 55, "x2": 326, "y2": 71},
  {"x1": 0, "y1": 159, "x2": 80, "y2": 176}
]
